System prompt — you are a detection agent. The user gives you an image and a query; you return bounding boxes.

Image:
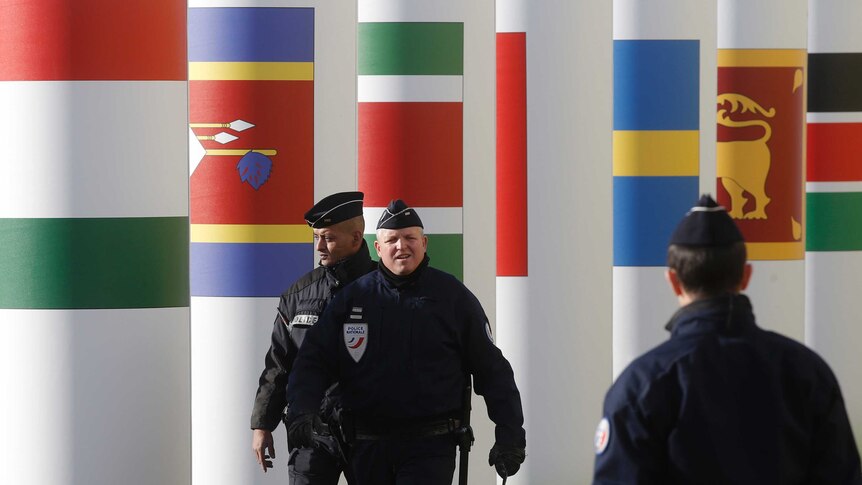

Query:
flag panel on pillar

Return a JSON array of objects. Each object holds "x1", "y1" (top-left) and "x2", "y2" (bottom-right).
[
  {"x1": 0, "y1": 217, "x2": 189, "y2": 309},
  {"x1": 808, "y1": 53, "x2": 862, "y2": 113},
  {"x1": 189, "y1": 7, "x2": 314, "y2": 298},
  {"x1": 613, "y1": 39, "x2": 699, "y2": 267},
  {"x1": 358, "y1": 102, "x2": 463, "y2": 207},
  {"x1": 497, "y1": 32, "x2": 528, "y2": 277},
  {"x1": 717, "y1": 50, "x2": 806, "y2": 259},
  {"x1": 613, "y1": 40, "x2": 699, "y2": 131},
  {"x1": 358, "y1": 22, "x2": 463, "y2": 75},
  {"x1": 358, "y1": 19, "x2": 463, "y2": 280},
  {"x1": 807, "y1": 122, "x2": 862, "y2": 182},
  {"x1": 189, "y1": 80, "x2": 313, "y2": 224},
  {"x1": 613, "y1": 177, "x2": 699, "y2": 266},
  {"x1": 0, "y1": 0, "x2": 186, "y2": 81},
  {"x1": 807, "y1": 51, "x2": 862, "y2": 253},
  {"x1": 807, "y1": 192, "x2": 862, "y2": 251}
]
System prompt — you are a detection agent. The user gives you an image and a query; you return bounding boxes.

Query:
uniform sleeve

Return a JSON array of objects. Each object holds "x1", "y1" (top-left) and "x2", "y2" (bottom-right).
[
  {"x1": 807, "y1": 370, "x2": 862, "y2": 484},
  {"x1": 250, "y1": 295, "x2": 299, "y2": 430},
  {"x1": 592, "y1": 374, "x2": 674, "y2": 485},
  {"x1": 461, "y1": 290, "x2": 526, "y2": 448},
  {"x1": 286, "y1": 292, "x2": 342, "y2": 418}
]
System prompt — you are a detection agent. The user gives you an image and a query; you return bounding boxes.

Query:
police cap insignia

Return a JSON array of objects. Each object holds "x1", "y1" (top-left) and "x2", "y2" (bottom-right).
[
  {"x1": 376, "y1": 199, "x2": 424, "y2": 230},
  {"x1": 304, "y1": 191, "x2": 365, "y2": 228},
  {"x1": 669, "y1": 194, "x2": 744, "y2": 247}
]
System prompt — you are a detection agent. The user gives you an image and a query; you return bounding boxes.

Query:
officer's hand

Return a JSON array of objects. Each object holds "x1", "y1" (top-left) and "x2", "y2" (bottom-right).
[
  {"x1": 287, "y1": 413, "x2": 319, "y2": 450},
  {"x1": 252, "y1": 429, "x2": 275, "y2": 473},
  {"x1": 488, "y1": 442, "x2": 526, "y2": 478}
]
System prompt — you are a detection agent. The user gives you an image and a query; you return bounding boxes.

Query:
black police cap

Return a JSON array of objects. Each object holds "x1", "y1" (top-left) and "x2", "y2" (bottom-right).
[
  {"x1": 376, "y1": 199, "x2": 424, "y2": 230},
  {"x1": 669, "y1": 194, "x2": 744, "y2": 247},
  {"x1": 304, "y1": 191, "x2": 364, "y2": 228}
]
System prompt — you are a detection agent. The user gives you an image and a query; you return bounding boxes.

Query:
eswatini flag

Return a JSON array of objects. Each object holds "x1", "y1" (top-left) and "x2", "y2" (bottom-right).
[
  {"x1": 188, "y1": 7, "x2": 314, "y2": 297},
  {"x1": 358, "y1": 21, "x2": 464, "y2": 280}
]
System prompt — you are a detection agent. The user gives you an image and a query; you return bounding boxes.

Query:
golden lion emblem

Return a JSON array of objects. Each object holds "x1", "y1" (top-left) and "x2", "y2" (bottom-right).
[{"x1": 716, "y1": 93, "x2": 775, "y2": 220}]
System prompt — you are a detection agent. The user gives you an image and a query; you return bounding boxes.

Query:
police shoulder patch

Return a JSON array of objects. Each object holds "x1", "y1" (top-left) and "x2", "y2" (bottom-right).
[
  {"x1": 343, "y1": 323, "x2": 368, "y2": 362},
  {"x1": 594, "y1": 417, "x2": 610, "y2": 455},
  {"x1": 484, "y1": 320, "x2": 495, "y2": 344}
]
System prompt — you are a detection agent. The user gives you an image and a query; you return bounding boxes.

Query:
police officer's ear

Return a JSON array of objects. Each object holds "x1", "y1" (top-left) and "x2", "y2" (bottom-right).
[
  {"x1": 373, "y1": 238, "x2": 382, "y2": 257},
  {"x1": 665, "y1": 269, "x2": 684, "y2": 297},
  {"x1": 737, "y1": 263, "x2": 753, "y2": 292}
]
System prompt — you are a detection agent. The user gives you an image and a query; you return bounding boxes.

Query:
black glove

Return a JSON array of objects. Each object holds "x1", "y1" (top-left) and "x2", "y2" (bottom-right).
[
  {"x1": 287, "y1": 412, "x2": 319, "y2": 450},
  {"x1": 488, "y1": 442, "x2": 526, "y2": 478}
]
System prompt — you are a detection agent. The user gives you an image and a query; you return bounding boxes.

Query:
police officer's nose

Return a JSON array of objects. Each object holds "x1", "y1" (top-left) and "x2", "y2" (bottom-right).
[{"x1": 315, "y1": 237, "x2": 326, "y2": 252}]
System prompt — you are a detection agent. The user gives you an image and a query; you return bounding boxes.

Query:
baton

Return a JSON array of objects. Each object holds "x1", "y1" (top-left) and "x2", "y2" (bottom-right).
[
  {"x1": 496, "y1": 462, "x2": 508, "y2": 485},
  {"x1": 458, "y1": 377, "x2": 474, "y2": 485}
]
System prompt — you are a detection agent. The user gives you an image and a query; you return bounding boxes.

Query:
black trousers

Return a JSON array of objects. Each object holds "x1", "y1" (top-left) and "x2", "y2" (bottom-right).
[
  {"x1": 288, "y1": 440, "x2": 354, "y2": 485},
  {"x1": 347, "y1": 435, "x2": 457, "y2": 485}
]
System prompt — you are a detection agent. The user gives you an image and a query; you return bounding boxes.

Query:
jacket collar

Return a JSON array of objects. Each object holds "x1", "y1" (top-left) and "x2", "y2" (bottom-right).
[
  {"x1": 325, "y1": 240, "x2": 374, "y2": 286},
  {"x1": 664, "y1": 293, "x2": 757, "y2": 337},
  {"x1": 378, "y1": 254, "x2": 431, "y2": 289}
]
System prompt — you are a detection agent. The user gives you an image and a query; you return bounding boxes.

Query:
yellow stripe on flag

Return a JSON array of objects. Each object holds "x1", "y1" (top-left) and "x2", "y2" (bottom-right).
[
  {"x1": 191, "y1": 224, "x2": 312, "y2": 243},
  {"x1": 189, "y1": 62, "x2": 314, "y2": 81},
  {"x1": 746, "y1": 242, "x2": 804, "y2": 261},
  {"x1": 718, "y1": 49, "x2": 806, "y2": 68},
  {"x1": 613, "y1": 131, "x2": 699, "y2": 176}
]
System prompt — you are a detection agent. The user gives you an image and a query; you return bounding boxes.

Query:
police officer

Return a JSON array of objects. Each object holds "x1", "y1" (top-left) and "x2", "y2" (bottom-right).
[
  {"x1": 592, "y1": 195, "x2": 862, "y2": 484},
  {"x1": 251, "y1": 191, "x2": 376, "y2": 484},
  {"x1": 285, "y1": 199, "x2": 527, "y2": 485}
]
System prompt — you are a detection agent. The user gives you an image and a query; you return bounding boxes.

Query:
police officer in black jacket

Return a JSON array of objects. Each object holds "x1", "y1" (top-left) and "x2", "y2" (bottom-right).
[
  {"x1": 593, "y1": 195, "x2": 862, "y2": 484},
  {"x1": 286, "y1": 199, "x2": 527, "y2": 485},
  {"x1": 251, "y1": 191, "x2": 376, "y2": 484}
]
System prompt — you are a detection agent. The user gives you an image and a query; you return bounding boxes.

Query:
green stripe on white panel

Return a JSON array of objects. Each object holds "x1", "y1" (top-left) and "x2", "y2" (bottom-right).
[
  {"x1": 0, "y1": 82, "x2": 188, "y2": 218},
  {"x1": 0, "y1": 217, "x2": 189, "y2": 309}
]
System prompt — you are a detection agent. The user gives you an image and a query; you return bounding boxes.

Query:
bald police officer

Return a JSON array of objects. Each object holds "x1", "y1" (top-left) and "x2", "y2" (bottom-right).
[
  {"x1": 593, "y1": 195, "x2": 862, "y2": 484},
  {"x1": 286, "y1": 199, "x2": 526, "y2": 485},
  {"x1": 251, "y1": 192, "x2": 376, "y2": 484}
]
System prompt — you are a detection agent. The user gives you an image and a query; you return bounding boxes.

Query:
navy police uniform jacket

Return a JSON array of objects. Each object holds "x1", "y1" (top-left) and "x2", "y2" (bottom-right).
[
  {"x1": 593, "y1": 294, "x2": 861, "y2": 484},
  {"x1": 287, "y1": 261, "x2": 526, "y2": 447},
  {"x1": 251, "y1": 241, "x2": 376, "y2": 430}
]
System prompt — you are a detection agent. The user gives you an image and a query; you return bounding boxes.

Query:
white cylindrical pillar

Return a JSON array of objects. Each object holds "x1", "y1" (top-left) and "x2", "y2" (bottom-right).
[
  {"x1": 612, "y1": 0, "x2": 717, "y2": 376},
  {"x1": 187, "y1": 2, "x2": 356, "y2": 483},
  {"x1": 496, "y1": 1, "x2": 613, "y2": 482},
  {"x1": 0, "y1": 1, "x2": 190, "y2": 484},
  {"x1": 805, "y1": 0, "x2": 862, "y2": 450}
]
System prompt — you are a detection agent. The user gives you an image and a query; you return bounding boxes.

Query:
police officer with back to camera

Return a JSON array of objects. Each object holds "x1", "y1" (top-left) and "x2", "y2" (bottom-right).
[
  {"x1": 592, "y1": 194, "x2": 862, "y2": 484},
  {"x1": 251, "y1": 191, "x2": 376, "y2": 484},
  {"x1": 285, "y1": 199, "x2": 527, "y2": 485}
]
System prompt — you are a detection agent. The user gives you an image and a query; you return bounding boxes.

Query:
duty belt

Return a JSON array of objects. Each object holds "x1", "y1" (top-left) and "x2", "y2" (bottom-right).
[{"x1": 354, "y1": 418, "x2": 461, "y2": 441}]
